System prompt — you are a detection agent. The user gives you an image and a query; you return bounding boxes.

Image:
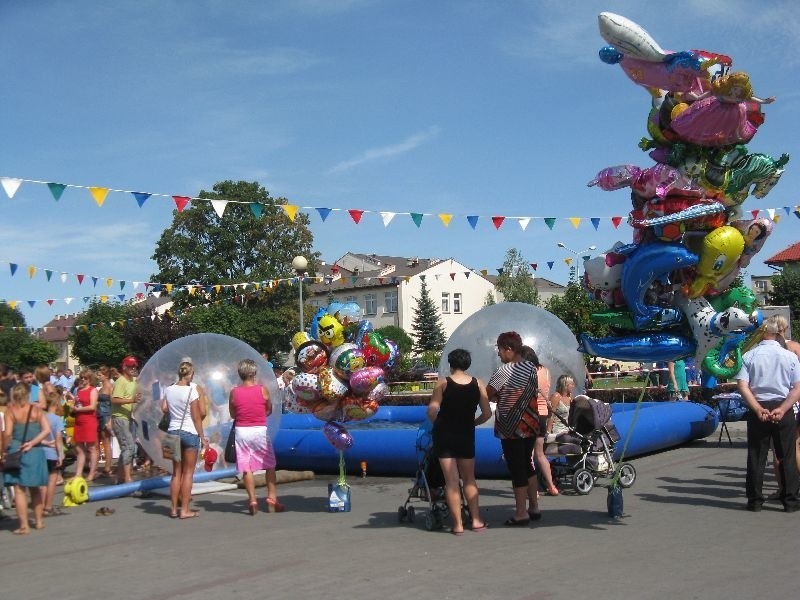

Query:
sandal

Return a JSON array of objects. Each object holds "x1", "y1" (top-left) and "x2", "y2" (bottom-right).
[
  {"x1": 265, "y1": 497, "x2": 285, "y2": 513},
  {"x1": 471, "y1": 522, "x2": 489, "y2": 533},
  {"x1": 95, "y1": 506, "x2": 116, "y2": 516},
  {"x1": 13, "y1": 528, "x2": 29, "y2": 535},
  {"x1": 528, "y1": 509, "x2": 543, "y2": 522},
  {"x1": 503, "y1": 516, "x2": 530, "y2": 527},
  {"x1": 248, "y1": 501, "x2": 258, "y2": 516},
  {"x1": 180, "y1": 511, "x2": 200, "y2": 520}
]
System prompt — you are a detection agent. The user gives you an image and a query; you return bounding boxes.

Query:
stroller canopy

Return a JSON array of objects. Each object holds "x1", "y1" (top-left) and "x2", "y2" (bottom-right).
[{"x1": 568, "y1": 395, "x2": 614, "y2": 436}]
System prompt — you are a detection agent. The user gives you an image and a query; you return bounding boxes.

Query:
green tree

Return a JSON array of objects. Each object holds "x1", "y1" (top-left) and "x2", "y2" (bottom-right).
[
  {"x1": 123, "y1": 305, "x2": 194, "y2": 363},
  {"x1": 0, "y1": 304, "x2": 28, "y2": 367},
  {"x1": 494, "y1": 248, "x2": 539, "y2": 305},
  {"x1": 150, "y1": 180, "x2": 319, "y2": 354},
  {"x1": 70, "y1": 302, "x2": 130, "y2": 367},
  {"x1": 769, "y1": 270, "x2": 800, "y2": 322},
  {"x1": 17, "y1": 337, "x2": 58, "y2": 366},
  {"x1": 410, "y1": 280, "x2": 446, "y2": 353},
  {"x1": 483, "y1": 291, "x2": 496, "y2": 307},
  {"x1": 545, "y1": 281, "x2": 610, "y2": 355},
  {"x1": 376, "y1": 325, "x2": 413, "y2": 355}
]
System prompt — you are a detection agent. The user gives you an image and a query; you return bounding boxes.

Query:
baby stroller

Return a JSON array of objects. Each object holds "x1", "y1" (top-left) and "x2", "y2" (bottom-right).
[
  {"x1": 398, "y1": 420, "x2": 468, "y2": 531},
  {"x1": 544, "y1": 395, "x2": 636, "y2": 495}
]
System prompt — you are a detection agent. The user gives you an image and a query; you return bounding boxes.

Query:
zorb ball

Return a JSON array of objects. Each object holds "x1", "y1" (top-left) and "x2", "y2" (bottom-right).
[{"x1": 134, "y1": 333, "x2": 280, "y2": 473}]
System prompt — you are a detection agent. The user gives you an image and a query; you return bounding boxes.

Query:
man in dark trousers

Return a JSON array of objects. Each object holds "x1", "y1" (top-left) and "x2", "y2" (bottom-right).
[{"x1": 736, "y1": 316, "x2": 800, "y2": 512}]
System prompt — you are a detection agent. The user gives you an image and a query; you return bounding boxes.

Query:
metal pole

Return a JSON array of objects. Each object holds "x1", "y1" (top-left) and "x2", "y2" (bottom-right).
[{"x1": 298, "y1": 276, "x2": 304, "y2": 332}]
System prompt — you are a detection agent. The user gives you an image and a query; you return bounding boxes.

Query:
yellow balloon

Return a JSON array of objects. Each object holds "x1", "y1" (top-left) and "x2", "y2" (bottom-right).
[
  {"x1": 687, "y1": 226, "x2": 745, "y2": 298},
  {"x1": 317, "y1": 314, "x2": 345, "y2": 347}
]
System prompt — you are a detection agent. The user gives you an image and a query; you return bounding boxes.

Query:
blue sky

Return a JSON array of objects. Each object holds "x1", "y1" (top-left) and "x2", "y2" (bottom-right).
[{"x1": 2, "y1": 0, "x2": 799, "y2": 328}]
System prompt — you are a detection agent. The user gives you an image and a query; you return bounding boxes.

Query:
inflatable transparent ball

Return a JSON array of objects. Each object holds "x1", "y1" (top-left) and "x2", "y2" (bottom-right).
[
  {"x1": 441, "y1": 303, "x2": 586, "y2": 427},
  {"x1": 133, "y1": 333, "x2": 280, "y2": 473}
]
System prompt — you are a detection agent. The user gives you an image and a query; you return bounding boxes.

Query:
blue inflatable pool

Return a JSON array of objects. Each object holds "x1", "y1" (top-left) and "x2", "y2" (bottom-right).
[{"x1": 274, "y1": 402, "x2": 719, "y2": 477}]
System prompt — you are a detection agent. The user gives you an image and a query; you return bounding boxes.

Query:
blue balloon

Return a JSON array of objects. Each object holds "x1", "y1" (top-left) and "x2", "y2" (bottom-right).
[
  {"x1": 578, "y1": 332, "x2": 696, "y2": 363},
  {"x1": 309, "y1": 307, "x2": 328, "y2": 341},
  {"x1": 621, "y1": 243, "x2": 698, "y2": 330},
  {"x1": 599, "y1": 45, "x2": 623, "y2": 64}
]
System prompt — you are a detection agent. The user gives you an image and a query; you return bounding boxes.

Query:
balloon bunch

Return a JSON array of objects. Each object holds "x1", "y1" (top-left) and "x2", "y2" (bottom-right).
[
  {"x1": 284, "y1": 301, "x2": 400, "y2": 449},
  {"x1": 577, "y1": 13, "x2": 785, "y2": 379}
]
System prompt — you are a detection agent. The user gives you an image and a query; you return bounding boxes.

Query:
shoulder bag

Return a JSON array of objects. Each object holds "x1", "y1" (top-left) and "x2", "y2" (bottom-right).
[
  {"x1": 161, "y1": 387, "x2": 192, "y2": 462},
  {"x1": 2, "y1": 405, "x2": 34, "y2": 473}
]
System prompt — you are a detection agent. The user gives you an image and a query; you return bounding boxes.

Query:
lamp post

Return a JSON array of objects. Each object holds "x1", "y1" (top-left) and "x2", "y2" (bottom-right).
[
  {"x1": 557, "y1": 242, "x2": 596, "y2": 284},
  {"x1": 291, "y1": 255, "x2": 308, "y2": 332}
]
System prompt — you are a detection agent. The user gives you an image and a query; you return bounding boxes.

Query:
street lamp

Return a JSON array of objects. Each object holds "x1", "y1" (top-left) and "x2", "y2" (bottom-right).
[
  {"x1": 557, "y1": 242, "x2": 597, "y2": 283},
  {"x1": 291, "y1": 255, "x2": 308, "y2": 332}
]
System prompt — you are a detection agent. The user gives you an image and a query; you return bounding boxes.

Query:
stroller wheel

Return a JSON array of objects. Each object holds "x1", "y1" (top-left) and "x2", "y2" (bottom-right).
[
  {"x1": 406, "y1": 506, "x2": 416, "y2": 523},
  {"x1": 618, "y1": 463, "x2": 637, "y2": 488},
  {"x1": 398, "y1": 506, "x2": 407, "y2": 522},
  {"x1": 425, "y1": 512, "x2": 436, "y2": 531},
  {"x1": 572, "y1": 468, "x2": 595, "y2": 495}
]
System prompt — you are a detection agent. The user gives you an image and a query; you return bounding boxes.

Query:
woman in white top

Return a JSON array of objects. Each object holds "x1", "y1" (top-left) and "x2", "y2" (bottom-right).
[
  {"x1": 160, "y1": 362, "x2": 208, "y2": 519},
  {"x1": 548, "y1": 375, "x2": 575, "y2": 441}
]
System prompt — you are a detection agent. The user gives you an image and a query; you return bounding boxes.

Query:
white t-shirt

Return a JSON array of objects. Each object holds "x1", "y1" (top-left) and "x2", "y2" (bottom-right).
[{"x1": 163, "y1": 384, "x2": 200, "y2": 435}]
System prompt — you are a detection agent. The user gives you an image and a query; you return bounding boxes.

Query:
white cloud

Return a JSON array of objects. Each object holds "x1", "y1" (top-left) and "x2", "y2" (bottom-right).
[{"x1": 328, "y1": 126, "x2": 442, "y2": 174}]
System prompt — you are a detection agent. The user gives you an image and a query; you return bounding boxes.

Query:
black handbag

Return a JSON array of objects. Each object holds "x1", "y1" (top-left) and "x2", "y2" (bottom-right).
[
  {"x1": 224, "y1": 426, "x2": 236, "y2": 464},
  {"x1": 3, "y1": 405, "x2": 33, "y2": 473},
  {"x1": 157, "y1": 412, "x2": 171, "y2": 432}
]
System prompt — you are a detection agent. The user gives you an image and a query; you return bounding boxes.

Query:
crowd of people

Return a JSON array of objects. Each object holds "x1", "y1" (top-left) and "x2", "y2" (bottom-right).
[{"x1": 3, "y1": 317, "x2": 799, "y2": 536}]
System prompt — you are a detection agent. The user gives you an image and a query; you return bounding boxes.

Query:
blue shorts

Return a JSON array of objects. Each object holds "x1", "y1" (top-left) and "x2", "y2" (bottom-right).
[{"x1": 169, "y1": 430, "x2": 200, "y2": 450}]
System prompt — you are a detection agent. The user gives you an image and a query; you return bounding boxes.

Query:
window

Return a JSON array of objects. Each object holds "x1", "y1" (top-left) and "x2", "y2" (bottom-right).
[
  {"x1": 365, "y1": 293, "x2": 377, "y2": 315},
  {"x1": 345, "y1": 295, "x2": 357, "y2": 303},
  {"x1": 441, "y1": 292, "x2": 450, "y2": 314},
  {"x1": 453, "y1": 292, "x2": 462, "y2": 314},
  {"x1": 384, "y1": 290, "x2": 398, "y2": 313}
]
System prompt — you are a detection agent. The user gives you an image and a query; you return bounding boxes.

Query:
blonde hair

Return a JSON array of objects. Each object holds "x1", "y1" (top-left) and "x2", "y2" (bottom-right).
[
  {"x1": 237, "y1": 359, "x2": 257, "y2": 381},
  {"x1": 711, "y1": 71, "x2": 752, "y2": 100},
  {"x1": 765, "y1": 314, "x2": 789, "y2": 335},
  {"x1": 79, "y1": 368, "x2": 97, "y2": 387},
  {"x1": 177, "y1": 361, "x2": 194, "y2": 380},
  {"x1": 556, "y1": 374, "x2": 575, "y2": 395},
  {"x1": 11, "y1": 384, "x2": 31, "y2": 407},
  {"x1": 34, "y1": 365, "x2": 51, "y2": 384}
]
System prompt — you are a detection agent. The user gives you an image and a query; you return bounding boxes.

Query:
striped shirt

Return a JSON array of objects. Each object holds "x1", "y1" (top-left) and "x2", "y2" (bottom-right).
[{"x1": 488, "y1": 360, "x2": 540, "y2": 439}]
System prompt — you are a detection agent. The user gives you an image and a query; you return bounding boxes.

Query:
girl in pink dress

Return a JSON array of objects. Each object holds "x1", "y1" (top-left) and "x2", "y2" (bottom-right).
[
  {"x1": 229, "y1": 359, "x2": 282, "y2": 515},
  {"x1": 670, "y1": 71, "x2": 775, "y2": 147}
]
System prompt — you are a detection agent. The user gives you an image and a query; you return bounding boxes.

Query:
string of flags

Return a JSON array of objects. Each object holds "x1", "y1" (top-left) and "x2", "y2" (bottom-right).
[{"x1": 3, "y1": 176, "x2": 797, "y2": 229}]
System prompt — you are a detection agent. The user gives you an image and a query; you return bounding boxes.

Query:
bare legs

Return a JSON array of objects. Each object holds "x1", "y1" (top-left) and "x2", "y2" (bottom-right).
[
  {"x1": 74, "y1": 443, "x2": 86, "y2": 479},
  {"x1": 242, "y1": 471, "x2": 257, "y2": 513},
  {"x1": 12, "y1": 485, "x2": 44, "y2": 534},
  {"x1": 169, "y1": 447, "x2": 198, "y2": 518},
  {"x1": 534, "y1": 437, "x2": 558, "y2": 495},
  {"x1": 100, "y1": 426, "x2": 113, "y2": 475},
  {"x1": 513, "y1": 476, "x2": 539, "y2": 521},
  {"x1": 438, "y1": 456, "x2": 485, "y2": 532}
]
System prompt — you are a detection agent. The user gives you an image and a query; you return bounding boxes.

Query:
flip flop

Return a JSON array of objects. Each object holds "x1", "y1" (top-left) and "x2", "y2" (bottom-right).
[
  {"x1": 503, "y1": 517, "x2": 530, "y2": 527},
  {"x1": 169, "y1": 511, "x2": 179, "y2": 519},
  {"x1": 528, "y1": 510, "x2": 543, "y2": 522},
  {"x1": 472, "y1": 522, "x2": 489, "y2": 533},
  {"x1": 180, "y1": 511, "x2": 200, "y2": 519},
  {"x1": 450, "y1": 529, "x2": 464, "y2": 536},
  {"x1": 13, "y1": 528, "x2": 29, "y2": 535}
]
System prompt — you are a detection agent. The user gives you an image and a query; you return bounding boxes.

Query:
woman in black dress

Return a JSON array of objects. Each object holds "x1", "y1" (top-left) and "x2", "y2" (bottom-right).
[{"x1": 427, "y1": 348, "x2": 492, "y2": 535}]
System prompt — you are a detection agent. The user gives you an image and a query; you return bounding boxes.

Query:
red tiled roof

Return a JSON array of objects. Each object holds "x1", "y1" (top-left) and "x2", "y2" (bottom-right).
[{"x1": 765, "y1": 241, "x2": 800, "y2": 265}]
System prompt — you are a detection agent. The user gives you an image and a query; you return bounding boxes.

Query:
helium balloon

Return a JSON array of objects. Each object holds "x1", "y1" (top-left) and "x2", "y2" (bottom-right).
[
  {"x1": 295, "y1": 340, "x2": 330, "y2": 374},
  {"x1": 359, "y1": 331, "x2": 391, "y2": 366},
  {"x1": 578, "y1": 332, "x2": 696, "y2": 362},
  {"x1": 341, "y1": 396, "x2": 379, "y2": 422},
  {"x1": 323, "y1": 421, "x2": 353, "y2": 451},
  {"x1": 317, "y1": 314, "x2": 345, "y2": 348},
  {"x1": 384, "y1": 339, "x2": 400, "y2": 370},
  {"x1": 318, "y1": 366, "x2": 348, "y2": 403},
  {"x1": 336, "y1": 302, "x2": 362, "y2": 325},
  {"x1": 686, "y1": 226, "x2": 745, "y2": 298},
  {"x1": 311, "y1": 400, "x2": 342, "y2": 422},
  {"x1": 597, "y1": 12, "x2": 668, "y2": 61},
  {"x1": 367, "y1": 381, "x2": 389, "y2": 404},
  {"x1": 133, "y1": 333, "x2": 280, "y2": 475},
  {"x1": 291, "y1": 372, "x2": 322, "y2": 403},
  {"x1": 329, "y1": 343, "x2": 365, "y2": 380},
  {"x1": 308, "y1": 307, "x2": 328, "y2": 341},
  {"x1": 349, "y1": 366, "x2": 385, "y2": 397}
]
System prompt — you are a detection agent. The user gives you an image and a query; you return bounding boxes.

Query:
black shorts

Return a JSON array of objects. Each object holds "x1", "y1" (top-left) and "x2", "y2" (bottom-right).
[
  {"x1": 433, "y1": 427, "x2": 475, "y2": 459},
  {"x1": 501, "y1": 437, "x2": 536, "y2": 488}
]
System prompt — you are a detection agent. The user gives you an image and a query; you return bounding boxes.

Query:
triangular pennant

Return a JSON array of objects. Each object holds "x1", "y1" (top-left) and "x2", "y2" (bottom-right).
[
  {"x1": 165, "y1": 283, "x2": 173, "y2": 294},
  {"x1": 348, "y1": 209, "x2": 364, "y2": 224},
  {"x1": 794, "y1": 208, "x2": 800, "y2": 219},
  {"x1": 119, "y1": 280, "x2": 126, "y2": 290},
  {"x1": 410, "y1": 213, "x2": 423, "y2": 228},
  {"x1": 438, "y1": 213, "x2": 453, "y2": 227},
  {"x1": 467, "y1": 215, "x2": 479, "y2": 230},
  {"x1": 47, "y1": 182, "x2": 67, "y2": 200},
  {"x1": 784, "y1": 206, "x2": 791, "y2": 216},
  {"x1": 250, "y1": 202, "x2": 264, "y2": 218},
  {"x1": 283, "y1": 205, "x2": 299, "y2": 221},
  {"x1": 530, "y1": 263, "x2": 537, "y2": 271},
  {"x1": 569, "y1": 217, "x2": 581, "y2": 229},
  {"x1": 8, "y1": 301, "x2": 18, "y2": 309},
  {"x1": 47, "y1": 299, "x2": 55, "y2": 306},
  {"x1": 773, "y1": 214, "x2": 781, "y2": 223},
  {"x1": 480, "y1": 269, "x2": 488, "y2": 277},
  {"x1": 315, "y1": 207, "x2": 332, "y2": 222},
  {"x1": 27, "y1": 266, "x2": 36, "y2": 278},
  {"x1": 464, "y1": 272, "x2": 470, "y2": 279},
  {"x1": 60, "y1": 273, "x2": 68, "y2": 283},
  {"x1": 106, "y1": 278, "x2": 113, "y2": 288},
  {"x1": 517, "y1": 217, "x2": 530, "y2": 231},
  {"x1": 45, "y1": 270, "x2": 53, "y2": 281},
  {"x1": 750, "y1": 209, "x2": 760, "y2": 219},
  {"x1": 380, "y1": 212, "x2": 395, "y2": 227},
  {"x1": 89, "y1": 187, "x2": 109, "y2": 206},
  {"x1": 544, "y1": 218, "x2": 556, "y2": 230},
  {"x1": 10, "y1": 263, "x2": 18, "y2": 276},
  {"x1": 590, "y1": 218, "x2": 601, "y2": 230},
  {"x1": 100, "y1": 296, "x2": 108, "y2": 304},
  {"x1": 77, "y1": 274, "x2": 85, "y2": 284},
  {"x1": 491, "y1": 216, "x2": 505, "y2": 230},
  {"x1": 1, "y1": 177, "x2": 23, "y2": 198},
  {"x1": 497, "y1": 268, "x2": 504, "y2": 276},
  {"x1": 564, "y1": 258, "x2": 573, "y2": 266},
  {"x1": 419, "y1": 275, "x2": 426, "y2": 282},
  {"x1": 133, "y1": 192, "x2": 151, "y2": 207},
  {"x1": 173, "y1": 196, "x2": 191, "y2": 212},
  {"x1": 28, "y1": 300, "x2": 36, "y2": 308},
  {"x1": 118, "y1": 294, "x2": 126, "y2": 302},
  {"x1": 449, "y1": 273, "x2": 456, "y2": 281},
  {"x1": 766, "y1": 208, "x2": 776, "y2": 220},
  {"x1": 210, "y1": 199, "x2": 229, "y2": 218},
  {"x1": 611, "y1": 216, "x2": 623, "y2": 228},
  {"x1": 547, "y1": 261, "x2": 554, "y2": 270},
  {"x1": 91, "y1": 276, "x2": 99, "y2": 287}
]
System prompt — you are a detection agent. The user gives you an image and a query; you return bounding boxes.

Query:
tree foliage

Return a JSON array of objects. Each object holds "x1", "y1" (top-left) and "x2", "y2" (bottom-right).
[
  {"x1": 768, "y1": 269, "x2": 800, "y2": 322},
  {"x1": 545, "y1": 281, "x2": 610, "y2": 357},
  {"x1": 0, "y1": 304, "x2": 28, "y2": 368},
  {"x1": 17, "y1": 337, "x2": 59, "y2": 367},
  {"x1": 70, "y1": 302, "x2": 130, "y2": 367},
  {"x1": 123, "y1": 306, "x2": 194, "y2": 362},
  {"x1": 410, "y1": 280, "x2": 447, "y2": 353},
  {"x1": 150, "y1": 180, "x2": 319, "y2": 354},
  {"x1": 494, "y1": 248, "x2": 539, "y2": 305}
]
